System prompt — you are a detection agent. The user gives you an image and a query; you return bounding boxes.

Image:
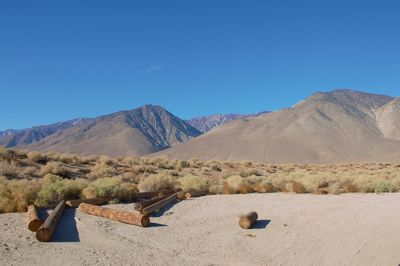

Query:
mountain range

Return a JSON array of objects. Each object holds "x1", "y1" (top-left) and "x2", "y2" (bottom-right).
[
  {"x1": 186, "y1": 111, "x2": 270, "y2": 133},
  {"x1": 1, "y1": 89, "x2": 400, "y2": 162}
]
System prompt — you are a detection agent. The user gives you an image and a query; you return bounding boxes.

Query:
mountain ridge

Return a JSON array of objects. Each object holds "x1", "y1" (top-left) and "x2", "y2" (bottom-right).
[{"x1": 156, "y1": 89, "x2": 400, "y2": 163}]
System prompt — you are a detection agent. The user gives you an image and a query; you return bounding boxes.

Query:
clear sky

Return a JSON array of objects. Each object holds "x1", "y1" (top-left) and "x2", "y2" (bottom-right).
[{"x1": 1, "y1": 1, "x2": 400, "y2": 130}]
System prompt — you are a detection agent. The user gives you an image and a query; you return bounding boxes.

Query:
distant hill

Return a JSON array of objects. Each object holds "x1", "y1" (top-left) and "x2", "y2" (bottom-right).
[
  {"x1": 0, "y1": 118, "x2": 91, "y2": 147},
  {"x1": 1, "y1": 105, "x2": 201, "y2": 157},
  {"x1": 157, "y1": 89, "x2": 400, "y2": 163},
  {"x1": 187, "y1": 111, "x2": 270, "y2": 132}
]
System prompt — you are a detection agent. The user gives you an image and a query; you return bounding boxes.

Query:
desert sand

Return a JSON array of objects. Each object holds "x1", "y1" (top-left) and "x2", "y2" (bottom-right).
[{"x1": 1, "y1": 193, "x2": 400, "y2": 266}]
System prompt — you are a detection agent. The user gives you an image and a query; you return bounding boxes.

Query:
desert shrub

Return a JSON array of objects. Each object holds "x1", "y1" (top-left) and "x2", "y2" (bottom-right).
[
  {"x1": 253, "y1": 182, "x2": 275, "y2": 193},
  {"x1": 175, "y1": 160, "x2": 188, "y2": 170},
  {"x1": 285, "y1": 182, "x2": 306, "y2": 193},
  {"x1": 340, "y1": 181, "x2": 357, "y2": 193},
  {"x1": 237, "y1": 183, "x2": 254, "y2": 194},
  {"x1": 87, "y1": 162, "x2": 118, "y2": 179},
  {"x1": 0, "y1": 177, "x2": 41, "y2": 213},
  {"x1": 373, "y1": 180, "x2": 397, "y2": 193},
  {"x1": 80, "y1": 155, "x2": 99, "y2": 164},
  {"x1": 120, "y1": 171, "x2": 140, "y2": 183},
  {"x1": 59, "y1": 153, "x2": 79, "y2": 164},
  {"x1": 209, "y1": 184, "x2": 223, "y2": 194},
  {"x1": 98, "y1": 155, "x2": 117, "y2": 166},
  {"x1": 22, "y1": 166, "x2": 38, "y2": 178},
  {"x1": 222, "y1": 175, "x2": 250, "y2": 194},
  {"x1": 0, "y1": 161, "x2": 19, "y2": 178},
  {"x1": 35, "y1": 174, "x2": 88, "y2": 206},
  {"x1": 239, "y1": 168, "x2": 260, "y2": 178},
  {"x1": 0, "y1": 148, "x2": 17, "y2": 162},
  {"x1": 40, "y1": 162, "x2": 70, "y2": 178},
  {"x1": 178, "y1": 175, "x2": 210, "y2": 192},
  {"x1": 82, "y1": 177, "x2": 137, "y2": 201},
  {"x1": 137, "y1": 173, "x2": 176, "y2": 192},
  {"x1": 27, "y1": 151, "x2": 48, "y2": 164},
  {"x1": 188, "y1": 158, "x2": 202, "y2": 168}
]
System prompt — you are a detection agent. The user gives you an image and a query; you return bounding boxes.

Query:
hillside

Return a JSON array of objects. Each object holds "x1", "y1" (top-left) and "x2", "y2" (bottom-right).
[
  {"x1": 19, "y1": 105, "x2": 201, "y2": 156},
  {"x1": 187, "y1": 111, "x2": 270, "y2": 132},
  {"x1": 157, "y1": 89, "x2": 400, "y2": 163},
  {"x1": 0, "y1": 118, "x2": 90, "y2": 147}
]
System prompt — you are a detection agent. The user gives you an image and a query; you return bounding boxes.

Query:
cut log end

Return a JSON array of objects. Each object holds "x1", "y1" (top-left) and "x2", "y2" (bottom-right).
[
  {"x1": 36, "y1": 228, "x2": 52, "y2": 242},
  {"x1": 239, "y1": 211, "x2": 258, "y2": 229},
  {"x1": 27, "y1": 204, "x2": 43, "y2": 232},
  {"x1": 28, "y1": 219, "x2": 43, "y2": 232},
  {"x1": 141, "y1": 216, "x2": 150, "y2": 227}
]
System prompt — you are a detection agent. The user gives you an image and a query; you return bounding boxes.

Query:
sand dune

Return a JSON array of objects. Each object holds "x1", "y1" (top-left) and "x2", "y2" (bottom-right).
[{"x1": 1, "y1": 193, "x2": 400, "y2": 266}]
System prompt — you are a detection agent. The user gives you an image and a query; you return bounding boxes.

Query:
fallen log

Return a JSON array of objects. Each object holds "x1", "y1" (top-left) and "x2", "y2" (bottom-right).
[
  {"x1": 133, "y1": 189, "x2": 175, "y2": 201},
  {"x1": 27, "y1": 205, "x2": 43, "y2": 232},
  {"x1": 177, "y1": 191, "x2": 186, "y2": 200},
  {"x1": 79, "y1": 203, "x2": 150, "y2": 227},
  {"x1": 66, "y1": 198, "x2": 107, "y2": 208},
  {"x1": 36, "y1": 201, "x2": 66, "y2": 242},
  {"x1": 134, "y1": 195, "x2": 169, "y2": 211},
  {"x1": 141, "y1": 193, "x2": 178, "y2": 216},
  {"x1": 185, "y1": 190, "x2": 209, "y2": 199},
  {"x1": 239, "y1": 211, "x2": 258, "y2": 229}
]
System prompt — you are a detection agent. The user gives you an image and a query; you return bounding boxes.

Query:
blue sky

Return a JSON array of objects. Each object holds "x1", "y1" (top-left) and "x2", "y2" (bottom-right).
[{"x1": 1, "y1": 1, "x2": 400, "y2": 130}]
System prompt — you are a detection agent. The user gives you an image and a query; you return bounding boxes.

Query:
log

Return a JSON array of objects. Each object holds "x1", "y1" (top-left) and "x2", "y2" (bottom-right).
[
  {"x1": 177, "y1": 191, "x2": 186, "y2": 200},
  {"x1": 36, "y1": 201, "x2": 66, "y2": 242},
  {"x1": 185, "y1": 190, "x2": 209, "y2": 199},
  {"x1": 141, "y1": 193, "x2": 178, "y2": 216},
  {"x1": 239, "y1": 211, "x2": 258, "y2": 229},
  {"x1": 66, "y1": 198, "x2": 107, "y2": 208},
  {"x1": 134, "y1": 195, "x2": 169, "y2": 211},
  {"x1": 133, "y1": 189, "x2": 175, "y2": 201},
  {"x1": 79, "y1": 203, "x2": 150, "y2": 227},
  {"x1": 27, "y1": 205, "x2": 43, "y2": 232}
]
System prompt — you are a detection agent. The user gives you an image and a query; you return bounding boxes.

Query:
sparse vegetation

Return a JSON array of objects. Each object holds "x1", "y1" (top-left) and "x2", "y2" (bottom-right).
[{"x1": 1, "y1": 148, "x2": 400, "y2": 213}]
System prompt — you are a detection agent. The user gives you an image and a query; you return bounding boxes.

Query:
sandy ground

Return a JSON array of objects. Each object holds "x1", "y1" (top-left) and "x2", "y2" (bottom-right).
[{"x1": 1, "y1": 193, "x2": 400, "y2": 266}]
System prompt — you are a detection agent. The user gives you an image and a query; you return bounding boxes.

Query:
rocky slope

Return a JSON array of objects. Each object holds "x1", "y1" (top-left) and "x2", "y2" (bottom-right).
[{"x1": 24, "y1": 105, "x2": 201, "y2": 156}]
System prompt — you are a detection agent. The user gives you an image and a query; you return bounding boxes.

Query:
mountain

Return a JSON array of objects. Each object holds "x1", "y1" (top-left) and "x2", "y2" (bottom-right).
[
  {"x1": 156, "y1": 89, "x2": 400, "y2": 163},
  {"x1": 375, "y1": 98, "x2": 400, "y2": 141},
  {"x1": 0, "y1": 118, "x2": 91, "y2": 148},
  {"x1": 187, "y1": 114, "x2": 246, "y2": 133},
  {"x1": 187, "y1": 111, "x2": 270, "y2": 132},
  {"x1": 21, "y1": 105, "x2": 201, "y2": 157}
]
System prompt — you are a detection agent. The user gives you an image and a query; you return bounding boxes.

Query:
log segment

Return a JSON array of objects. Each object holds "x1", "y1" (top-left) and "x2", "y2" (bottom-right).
[
  {"x1": 27, "y1": 205, "x2": 43, "y2": 232},
  {"x1": 79, "y1": 203, "x2": 150, "y2": 227},
  {"x1": 134, "y1": 195, "x2": 169, "y2": 211},
  {"x1": 66, "y1": 198, "x2": 107, "y2": 208},
  {"x1": 133, "y1": 189, "x2": 175, "y2": 201},
  {"x1": 184, "y1": 190, "x2": 209, "y2": 199},
  {"x1": 140, "y1": 193, "x2": 178, "y2": 216},
  {"x1": 239, "y1": 211, "x2": 258, "y2": 229},
  {"x1": 36, "y1": 201, "x2": 66, "y2": 242}
]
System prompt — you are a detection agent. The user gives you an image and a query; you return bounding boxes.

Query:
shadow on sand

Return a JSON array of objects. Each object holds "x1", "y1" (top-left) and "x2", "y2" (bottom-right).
[
  {"x1": 149, "y1": 201, "x2": 180, "y2": 218},
  {"x1": 251, "y1": 219, "x2": 271, "y2": 229},
  {"x1": 51, "y1": 209, "x2": 80, "y2": 242}
]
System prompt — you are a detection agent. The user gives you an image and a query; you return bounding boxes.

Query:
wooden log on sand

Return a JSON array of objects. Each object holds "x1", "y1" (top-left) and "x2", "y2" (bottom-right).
[
  {"x1": 27, "y1": 205, "x2": 43, "y2": 232},
  {"x1": 239, "y1": 211, "x2": 258, "y2": 229},
  {"x1": 184, "y1": 190, "x2": 209, "y2": 199},
  {"x1": 66, "y1": 198, "x2": 107, "y2": 208},
  {"x1": 36, "y1": 201, "x2": 66, "y2": 242},
  {"x1": 134, "y1": 195, "x2": 169, "y2": 211},
  {"x1": 133, "y1": 189, "x2": 175, "y2": 201},
  {"x1": 79, "y1": 203, "x2": 150, "y2": 227},
  {"x1": 141, "y1": 193, "x2": 178, "y2": 216}
]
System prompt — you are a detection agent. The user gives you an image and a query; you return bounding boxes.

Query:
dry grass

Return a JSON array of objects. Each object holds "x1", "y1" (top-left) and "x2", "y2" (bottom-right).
[{"x1": 1, "y1": 147, "x2": 400, "y2": 213}]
